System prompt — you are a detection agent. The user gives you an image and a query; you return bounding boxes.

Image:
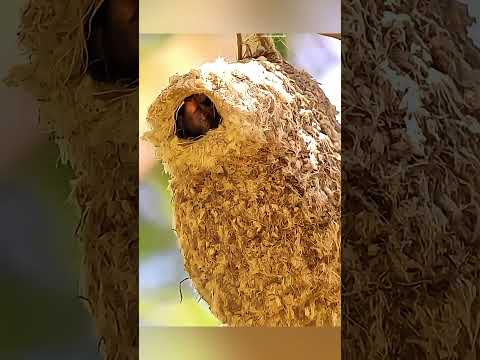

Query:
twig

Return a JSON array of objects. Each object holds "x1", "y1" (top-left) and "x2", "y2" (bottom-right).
[
  {"x1": 236, "y1": 33, "x2": 243, "y2": 61},
  {"x1": 179, "y1": 277, "x2": 190, "y2": 303},
  {"x1": 318, "y1": 33, "x2": 341, "y2": 40}
]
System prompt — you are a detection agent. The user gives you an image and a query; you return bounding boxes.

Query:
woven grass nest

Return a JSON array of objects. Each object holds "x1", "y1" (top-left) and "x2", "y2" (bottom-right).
[
  {"x1": 145, "y1": 36, "x2": 341, "y2": 326},
  {"x1": 5, "y1": 1, "x2": 138, "y2": 358},
  {"x1": 342, "y1": 0, "x2": 480, "y2": 358}
]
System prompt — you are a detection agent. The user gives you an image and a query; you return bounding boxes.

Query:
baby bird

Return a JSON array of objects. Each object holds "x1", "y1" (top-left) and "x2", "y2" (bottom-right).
[{"x1": 176, "y1": 94, "x2": 220, "y2": 139}]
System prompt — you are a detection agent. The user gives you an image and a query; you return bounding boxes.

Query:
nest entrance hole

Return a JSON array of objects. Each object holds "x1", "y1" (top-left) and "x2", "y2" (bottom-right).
[{"x1": 175, "y1": 93, "x2": 222, "y2": 140}]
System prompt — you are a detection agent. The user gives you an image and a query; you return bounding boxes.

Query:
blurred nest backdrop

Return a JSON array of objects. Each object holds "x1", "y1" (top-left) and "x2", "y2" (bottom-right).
[{"x1": 342, "y1": 1, "x2": 480, "y2": 358}]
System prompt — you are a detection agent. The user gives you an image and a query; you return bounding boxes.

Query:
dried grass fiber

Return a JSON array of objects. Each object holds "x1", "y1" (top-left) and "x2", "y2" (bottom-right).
[
  {"x1": 342, "y1": 0, "x2": 480, "y2": 357},
  {"x1": 145, "y1": 39, "x2": 341, "y2": 326}
]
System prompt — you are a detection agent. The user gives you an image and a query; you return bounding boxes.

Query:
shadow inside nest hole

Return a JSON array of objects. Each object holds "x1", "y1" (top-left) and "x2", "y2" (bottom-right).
[
  {"x1": 175, "y1": 93, "x2": 223, "y2": 140},
  {"x1": 85, "y1": 0, "x2": 139, "y2": 84}
]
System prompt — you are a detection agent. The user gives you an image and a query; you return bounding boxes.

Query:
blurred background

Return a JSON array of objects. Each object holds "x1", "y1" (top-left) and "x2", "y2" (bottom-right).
[
  {"x1": 138, "y1": 33, "x2": 342, "y2": 330},
  {"x1": 2, "y1": 0, "x2": 478, "y2": 358},
  {"x1": 139, "y1": 0, "x2": 341, "y2": 34},
  {"x1": 1, "y1": 1, "x2": 100, "y2": 358}
]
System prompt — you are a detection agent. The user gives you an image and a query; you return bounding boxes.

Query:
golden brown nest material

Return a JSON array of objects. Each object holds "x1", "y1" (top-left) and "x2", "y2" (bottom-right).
[
  {"x1": 145, "y1": 40, "x2": 341, "y2": 326},
  {"x1": 342, "y1": 0, "x2": 480, "y2": 358},
  {"x1": 5, "y1": 1, "x2": 138, "y2": 358}
]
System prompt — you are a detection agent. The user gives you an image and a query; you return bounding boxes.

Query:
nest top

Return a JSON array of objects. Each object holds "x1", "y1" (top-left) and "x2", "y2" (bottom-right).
[{"x1": 145, "y1": 57, "x2": 338, "y2": 176}]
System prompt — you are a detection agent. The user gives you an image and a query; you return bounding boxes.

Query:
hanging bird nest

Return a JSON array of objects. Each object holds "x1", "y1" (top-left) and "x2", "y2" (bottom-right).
[
  {"x1": 5, "y1": 1, "x2": 138, "y2": 359},
  {"x1": 144, "y1": 35, "x2": 341, "y2": 326},
  {"x1": 342, "y1": 0, "x2": 480, "y2": 358}
]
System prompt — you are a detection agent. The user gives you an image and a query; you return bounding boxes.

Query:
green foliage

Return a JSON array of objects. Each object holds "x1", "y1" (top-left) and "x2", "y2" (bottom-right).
[
  {"x1": 140, "y1": 163, "x2": 175, "y2": 260},
  {"x1": 272, "y1": 33, "x2": 288, "y2": 59},
  {"x1": 139, "y1": 34, "x2": 174, "y2": 60},
  {"x1": 2, "y1": 139, "x2": 96, "y2": 355},
  {"x1": 139, "y1": 219, "x2": 176, "y2": 259},
  {"x1": 140, "y1": 163, "x2": 222, "y2": 326},
  {"x1": 140, "y1": 293, "x2": 222, "y2": 326}
]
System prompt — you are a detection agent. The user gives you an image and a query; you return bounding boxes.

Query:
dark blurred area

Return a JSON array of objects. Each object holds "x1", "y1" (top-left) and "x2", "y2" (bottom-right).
[
  {"x1": 341, "y1": 1, "x2": 480, "y2": 358},
  {"x1": 0, "y1": 136, "x2": 100, "y2": 359},
  {"x1": 1, "y1": 1, "x2": 100, "y2": 358}
]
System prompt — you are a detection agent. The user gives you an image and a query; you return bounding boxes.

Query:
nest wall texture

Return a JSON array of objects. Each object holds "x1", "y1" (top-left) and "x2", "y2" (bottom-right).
[
  {"x1": 145, "y1": 55, "x2": 341, "y2": 326},
  {"x1": 6, "y1": 1, "x2": 138, "y2": 359},
  {"x1": 342, "y1": 0, "x2": 480, "y2": 358}
]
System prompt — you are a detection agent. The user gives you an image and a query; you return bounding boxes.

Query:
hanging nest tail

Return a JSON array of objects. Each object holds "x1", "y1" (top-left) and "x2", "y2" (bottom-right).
[
  {"x1": 145, "y1": 35, "x2": 341, "y2": 326},
  {"x1": 5, "y1": 1, "x2": 138, "y2": 358}
]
